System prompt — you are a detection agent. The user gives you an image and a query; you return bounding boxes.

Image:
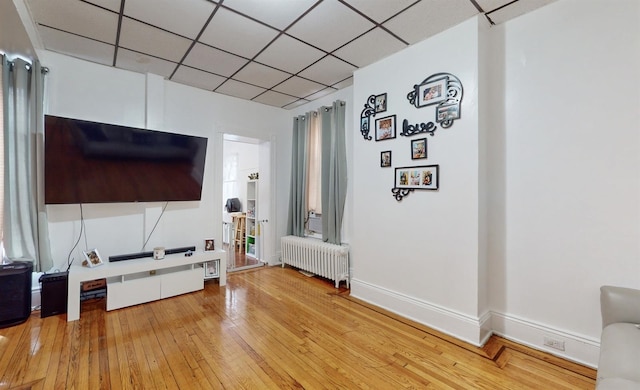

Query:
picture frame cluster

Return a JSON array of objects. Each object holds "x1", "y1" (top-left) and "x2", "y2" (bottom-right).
[{"x1": 364, "y1": 72, "x2": 463, "y2": 201}]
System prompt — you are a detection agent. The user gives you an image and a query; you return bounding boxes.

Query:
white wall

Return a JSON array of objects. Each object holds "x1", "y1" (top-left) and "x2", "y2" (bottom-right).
[
  {"x1": 350, "y1": 17, "x2": 485, "y2": 345},
  {"x1": 488, "y1": 0, "x2": 640, "y2": 366},
  {"x1": 344, "y1": 0, "x2": 639, "y2": 367},
  {"x1": 38, "y1": 50, "x2": 289, "y2": 271}
]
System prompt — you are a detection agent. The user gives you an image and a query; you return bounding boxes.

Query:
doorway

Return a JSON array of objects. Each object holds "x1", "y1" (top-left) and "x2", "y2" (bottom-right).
[{"x1": 221, "y1": 134, "x2": 270, "y2": 272}]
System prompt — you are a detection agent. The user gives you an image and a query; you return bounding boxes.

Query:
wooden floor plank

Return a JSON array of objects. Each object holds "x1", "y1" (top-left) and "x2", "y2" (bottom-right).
[{"x1": 0, "y1": 266, "x2": 596, "y2": 389}]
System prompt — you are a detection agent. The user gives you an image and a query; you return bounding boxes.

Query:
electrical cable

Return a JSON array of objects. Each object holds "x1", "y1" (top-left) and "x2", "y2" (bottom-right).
[
  {"x1": 140, "y1": 202, "x2": 169, "y2": 252},
  {"x1": 66, "y1": 203, "x2": 84, "y2": 270}
]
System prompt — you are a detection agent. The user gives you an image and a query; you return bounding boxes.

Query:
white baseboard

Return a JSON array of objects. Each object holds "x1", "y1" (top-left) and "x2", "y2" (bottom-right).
[
  {"x1": 491, "y1": 312, "x2": 600, "y2": 368},
  {"x1": 31, "y1": 272, "x2": 42, "y2": 310},
  {"x1": 350, "y1": 278, "x2": 600, "y2": 368},
  {"x1": 350, "y1": 278, "x2": 491, "y2": 346},
  {"x1": 31, "y1": 286, "x2": 41, "y2": 310}
]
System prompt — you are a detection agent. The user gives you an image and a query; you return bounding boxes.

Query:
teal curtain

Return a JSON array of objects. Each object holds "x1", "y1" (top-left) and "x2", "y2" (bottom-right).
[
  {"x1": 320, "y1": 101, "x2": 347, "y2": 245},
  {"x1": 2, "y1": 55, "x2": 53, "y2": 272},
  {"x1": 286, "y1": 112, "x2": 311, "y2": 237}
]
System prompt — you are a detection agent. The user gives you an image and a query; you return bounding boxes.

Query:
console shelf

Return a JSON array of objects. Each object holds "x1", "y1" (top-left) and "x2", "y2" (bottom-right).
[{"x1": 67, "y1": 250, "x2": 226, "y2": 321}]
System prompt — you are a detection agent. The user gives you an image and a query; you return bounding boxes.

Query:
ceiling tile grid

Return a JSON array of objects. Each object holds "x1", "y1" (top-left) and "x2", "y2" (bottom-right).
[
  {"x1": 182, "y1": 43, "x2": 248, "y2": 77},
  {"x1": 115, "y1": 48, "x2": 177, "y2": 78},
  {"x1": 24, "y1": 0, "x2": 558, "y2": 108}
]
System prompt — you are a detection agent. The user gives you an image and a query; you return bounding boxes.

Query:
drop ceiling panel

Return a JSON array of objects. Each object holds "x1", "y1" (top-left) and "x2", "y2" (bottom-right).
[
  {"x1": 254, "y1": 34, "x2": 325, "y2": 74},
  {"x1": 384, "y1": 0, "x2": 478, "y2": 45},
  {"x1": 488, "y1": 0, "x2": 557, "y2": 24},
  {"x1": 199, "y1": 7, "x2": 280, "y2": 58},
  {"x1": 119, "y1": 17, "x2": 192, "y2": 63},
  {"x1": 253, "y1": 90, "x2": 299, "y2": 107},
  {"x1": 331, "y1": 77, "x2": 354, "y2": 90},
  {"x1": 334, "y1": 27, "x2": 407, "y2": 68},
  {"x1": 272, "y1": 76, "x2": 325, "y2": 98},
  {"x1": 39, "y1": 26, "x2": 114, "y2": 66},
  {"x1": 25, "y1": 0, "x2": 560, "y2": 109},
  {"x1": 475, "y1": 0, "x2": 516, "y2": 13},
  {"x1": 124, "y1": 0, "x2": 216, "y2": 39},
  {"x1": 344, "y1": 0, "x2": 417, "y2": 23},
  {"x1": 283, "y1": 99, "x2": 311, "y2": 109},
  {"x1": 287, "y1": 0, "x2": 375, "y2": 53},
  {"x1": 183, "y1": 43, "x2": 248, "y2": 77},
  {"x1": 172, "y1": 65, "x2": 226, "y2": 91},
  {"x1": 233, "y1": 62, "x2": 291, "y2": 89},
  {"x1": 222, "y1": 0, "x2": 317, "y2": 29},
  {"x1": 304, "y1": 87, "x2": 339, "y2": 102},
  {"x1": 27, "y1": 0, "x2": 118, "y2": 43},
  {"x1": 116, "y1": 48, "x2": 177, "y2": 78},
  {"x1": 215, "y1": 79, "x2": 266, "y2": 100},
  {"x1": 298, "y1": 56, "x2": 357, "y2": 86},
  {"x1": 84, "y1": 0, "x2": 122, "y2": 13}
]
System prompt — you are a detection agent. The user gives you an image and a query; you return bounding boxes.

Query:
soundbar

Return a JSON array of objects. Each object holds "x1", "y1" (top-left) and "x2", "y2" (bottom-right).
[{"x1": 109, "y1": 246, "x2": 196, "y2": 262}]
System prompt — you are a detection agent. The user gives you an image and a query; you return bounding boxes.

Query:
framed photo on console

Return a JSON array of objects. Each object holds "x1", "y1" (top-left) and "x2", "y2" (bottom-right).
[
  {"x1": 204, "y1": 239, "x2": 215, "y2": 251},
  {"x1": 204, "y1": 260, "x2": 219, "y2": 279},
  {"x1": 83, "y1": 249, "x2": 104, "y2": 268}
]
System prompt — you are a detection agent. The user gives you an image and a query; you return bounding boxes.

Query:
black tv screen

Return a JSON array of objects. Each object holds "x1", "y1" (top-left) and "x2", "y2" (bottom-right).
[{"x1": 44, "y1": 115, "x2": 208, "y2": 204}]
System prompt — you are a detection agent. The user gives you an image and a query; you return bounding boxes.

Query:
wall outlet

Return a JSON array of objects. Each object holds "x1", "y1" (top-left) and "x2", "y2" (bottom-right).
[{"x1": 543, "y1": 336, "x2": 565, "y2": 351}]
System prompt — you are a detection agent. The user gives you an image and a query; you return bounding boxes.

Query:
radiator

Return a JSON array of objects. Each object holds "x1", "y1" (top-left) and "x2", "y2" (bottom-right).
[{"x1": 281, "y1": 235, "x2": 349, "y2": 288}]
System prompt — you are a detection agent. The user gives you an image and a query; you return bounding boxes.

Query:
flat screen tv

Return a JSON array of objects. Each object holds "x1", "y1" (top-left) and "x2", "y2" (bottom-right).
[{"x1": 44, "y1": 115, "x2": 208, "y2": 204}]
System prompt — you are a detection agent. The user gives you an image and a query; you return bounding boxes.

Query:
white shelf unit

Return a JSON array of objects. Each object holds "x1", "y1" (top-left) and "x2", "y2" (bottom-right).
[
  {"x1": 67, "y1": 250, "x2": 226, "y2": 321},
  {"x1": 245, "y1": 180, "x2": 258, "y2": 259},
  {"x1": 106, "y1": 263, "x2": 203, "y2": 311}
]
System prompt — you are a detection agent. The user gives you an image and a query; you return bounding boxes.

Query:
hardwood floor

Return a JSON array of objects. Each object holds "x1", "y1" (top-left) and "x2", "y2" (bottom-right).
[
  {"x1": 0, "y1": 266, "x2": 595, "y2": 389},
  {"x1": 225, "y1": 243, "x2": 262, "y2": 271}
]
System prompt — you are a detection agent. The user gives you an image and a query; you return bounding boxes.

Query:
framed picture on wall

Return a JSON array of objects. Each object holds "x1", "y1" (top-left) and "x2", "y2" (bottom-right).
[
  {"x1": 375, "y1": 115, "x2": 396, "y2": 141},
  {"x1": 417, "y1": 76, "x2": 448, "y2": 107},
  {"x1": 381, "y1": 151, "x2": 392, "y2": 167},
  {"x1": 374, "y1": 93, "x2": 387, "y2": 113},
  {"x1": 411, "y1": 138, "x2": 427, "y2": 160},
  {"x1": 436, "y1": 103, "x2": 460, "y2": 122},
  {"x1": 394, "y1": 164, "x2": 439, "y2": 191}
]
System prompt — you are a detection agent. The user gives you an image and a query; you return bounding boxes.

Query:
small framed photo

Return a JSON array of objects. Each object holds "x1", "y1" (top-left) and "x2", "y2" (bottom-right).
[
  {"x1": 375, "y1": 115, "x2": 396, "y2": 141},
  {"x1": 374, "y1": 93, "x2": 387, "y2": 113},
  {"x1": 436, "y1": 103, "x2": 460, "y2": 122},
  {"x1": 204, "y1": 260, "x2": 219, "y2": 279},
  {"x1": 417, "y1": 76, "x2": 447, "y2": 107},
  {"x1": 204, "y1": 239, "x2": 215, "y2": 251},
  {"x1": 360, "y1": 116, "x2": 369, "y2": 132},
  {"x1": 83, "y1": 249, "x2": 104, "y2": 268},
  {"x1": 394, "y1": 165, "x2": 439, "y2": 191},
  {"x1": 380, "y1": 151, "x2": 392, "y2": 167},
  {"x1": 411, "y1": 138, "x2": 427, "y2": 160}
]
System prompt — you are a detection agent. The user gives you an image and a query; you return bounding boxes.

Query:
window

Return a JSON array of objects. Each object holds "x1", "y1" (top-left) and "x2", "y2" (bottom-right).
[
  {"x1": 306, "y1": 113, "x2": 322, "y2": 236},
  {"x1": 0, "y1": 64, "x2": 4, "y2": 246}
]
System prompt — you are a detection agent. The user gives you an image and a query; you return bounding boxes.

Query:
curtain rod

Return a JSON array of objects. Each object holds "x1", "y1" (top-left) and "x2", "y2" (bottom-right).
[{"x1": 294, "y1": 100, "x2": 345, "y2": 119}]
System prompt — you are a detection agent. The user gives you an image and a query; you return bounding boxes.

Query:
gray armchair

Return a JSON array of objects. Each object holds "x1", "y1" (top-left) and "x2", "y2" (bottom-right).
[{"x1": 596, "y1": 286, "x2": 640, "y2": 389}]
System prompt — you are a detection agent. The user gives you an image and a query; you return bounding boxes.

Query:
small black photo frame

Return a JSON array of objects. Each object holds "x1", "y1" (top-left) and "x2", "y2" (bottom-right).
[
  {"x1": 374, "y1": 93, "x2": 387, "y2": 113},
  {"x1": 381, "y1": 151, "x2": 392, "y2": 167},
  {"x1": 375, "y1": 115, "x2": 396, "y2": 141},
  {"x1": 411, "y1": 138, "x2": 427, "y2": 160},
  {"x1": 204, "y1": 239, "x2": 215, "y2": 251}
]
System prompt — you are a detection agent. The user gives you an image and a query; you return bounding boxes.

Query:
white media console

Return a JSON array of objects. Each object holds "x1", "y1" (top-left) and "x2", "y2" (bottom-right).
[{"x1": 67, "y1": 250, "x2": 226, "y2": 322}]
